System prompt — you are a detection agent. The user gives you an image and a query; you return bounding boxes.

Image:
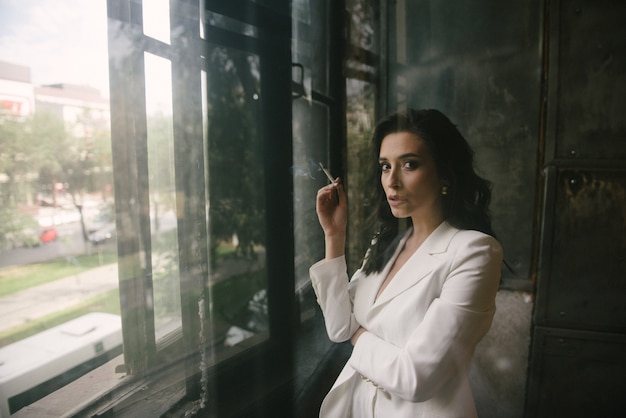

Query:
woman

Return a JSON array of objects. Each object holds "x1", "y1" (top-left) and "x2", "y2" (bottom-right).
[{"x1": 310, "y1": 109, "x2": 503, "y2": 417}]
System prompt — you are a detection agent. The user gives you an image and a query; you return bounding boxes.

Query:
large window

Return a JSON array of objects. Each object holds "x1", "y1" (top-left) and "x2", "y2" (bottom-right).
[
  {"x1": 0, "y1": 0, "x2": 295, "y2": 415},
  {"x1": 104, "y1": 0, "x2": 294, "y2": 415}
]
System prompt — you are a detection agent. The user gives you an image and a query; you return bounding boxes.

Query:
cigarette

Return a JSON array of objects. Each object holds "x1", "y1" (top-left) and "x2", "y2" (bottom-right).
[{"x1": 318, "y1": 162, "x2": 335, "y2": 184}]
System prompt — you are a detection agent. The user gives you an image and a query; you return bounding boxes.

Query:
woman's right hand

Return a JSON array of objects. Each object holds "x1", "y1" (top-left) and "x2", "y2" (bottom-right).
[{"x1": 316, "y1": 179, "x2": 347, "y2": 258}]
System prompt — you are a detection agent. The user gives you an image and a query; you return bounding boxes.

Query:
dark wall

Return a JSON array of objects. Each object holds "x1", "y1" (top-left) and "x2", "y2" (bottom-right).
[
  {"x1": 397, "y1": 0, "x2": 543, "y2": 285},
  {"x1": 527, "y1": 0, "x2": 626, "y2": 416},
  {"x1": 550, "y1": 0, "x2": 626, "y2": 160}
]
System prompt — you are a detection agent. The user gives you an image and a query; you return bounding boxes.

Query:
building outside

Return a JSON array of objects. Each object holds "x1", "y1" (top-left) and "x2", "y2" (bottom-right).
[
  {"x1": 35, "y1": 83, "x2": 109, "y2": 138},
  {"x1": 0, "y1": 60, "x2": 34, "y2": 120}
]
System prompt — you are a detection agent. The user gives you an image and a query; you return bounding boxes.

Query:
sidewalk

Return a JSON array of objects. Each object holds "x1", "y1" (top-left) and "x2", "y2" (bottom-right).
[
  {"x1": 0, "y1": 263, "x2": 119, "y2": 333},
  {"x1": 0, "y1": 248, "x2": 266, "y2": 335}
]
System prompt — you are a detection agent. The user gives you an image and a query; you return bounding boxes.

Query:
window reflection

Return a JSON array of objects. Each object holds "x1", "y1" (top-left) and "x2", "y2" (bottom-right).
[
  {"x1": 345, "y1": 0, "x2": 379, "y2": 274},
  {"x1": 292, "y1": 99, "x2": 330, "y2": 291},
  {"x1": 204, "y1": 45, "x2": 269, "y2": 352},
  {"x1": 291, "y1": 0, "x2": 338, "y2": 293}
]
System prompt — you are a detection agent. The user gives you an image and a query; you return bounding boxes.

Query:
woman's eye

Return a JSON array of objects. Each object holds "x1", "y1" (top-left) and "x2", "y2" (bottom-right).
[
  {"x1": 403, "y1": 160, "x2": 419, "y2": 169},
  {"x1": 380, "y1": 162, "x2": 391, "y2": 171}
]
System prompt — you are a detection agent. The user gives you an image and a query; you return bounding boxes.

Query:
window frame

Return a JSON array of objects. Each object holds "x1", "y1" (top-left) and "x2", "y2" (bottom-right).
[{"x1": 106, "y1": 0, "x2": 296, "y2": 412}]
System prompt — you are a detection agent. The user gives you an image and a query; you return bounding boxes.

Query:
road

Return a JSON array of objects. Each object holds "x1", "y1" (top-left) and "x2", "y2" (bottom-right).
[
  {"x1": 0, "y1": 223, "x2": 89, "y2": 268},
  {"x1": 0, "y1": 205, "x2": 248, "y2": 336},
  {"x1": 0, "y1": 203, "x2": 178, "y2": 268},
  {"x1": 0, "y1": 200, "x2": 102, "y2": 268}
]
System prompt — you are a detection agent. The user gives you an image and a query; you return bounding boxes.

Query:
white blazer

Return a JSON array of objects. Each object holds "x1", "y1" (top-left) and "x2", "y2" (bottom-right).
[{"x1": 310, "y1": 222, "x2": 503, "y2": 418}]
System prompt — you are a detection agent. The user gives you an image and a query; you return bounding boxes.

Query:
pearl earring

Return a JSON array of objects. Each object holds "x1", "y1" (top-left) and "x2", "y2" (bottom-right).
[{"x1": 441, "y1": 185, "x2": 449, "y2": 195}]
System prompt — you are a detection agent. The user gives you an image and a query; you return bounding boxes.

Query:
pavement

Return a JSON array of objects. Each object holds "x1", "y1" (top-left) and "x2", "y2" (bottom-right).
[
  {"x1": 0, "y1": 263, "x2": 119, "y2": 333},
  {"x1": 0, "y1": 247, "x2": 266, "y2": 335}
]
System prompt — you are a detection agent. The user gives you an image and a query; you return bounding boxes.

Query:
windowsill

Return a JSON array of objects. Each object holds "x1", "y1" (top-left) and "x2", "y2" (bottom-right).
[
  {"x1": 12, "y1": 354, "x2": 131, "y2": 417},
  {"x1": 13, "y1": 350, "x2": 192, "y2": 417}
]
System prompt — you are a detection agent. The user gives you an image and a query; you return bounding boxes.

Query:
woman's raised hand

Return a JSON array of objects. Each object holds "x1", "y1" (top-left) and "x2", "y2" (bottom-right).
[{"x1": 316, "y1": 179, "x2": 347, "y2": 259}]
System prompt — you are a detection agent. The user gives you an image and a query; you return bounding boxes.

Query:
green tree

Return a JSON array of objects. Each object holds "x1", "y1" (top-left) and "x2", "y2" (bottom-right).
[
  {"x1": 0, "y1": 113, "x2": 66, "y2": 247},
  {"x1": 0, "y1": 110, "x2": 114, "y2": 247},
  {"x1": 147, "y1": 113, "x2": 176, "y2": 233},
  {"x1": 52, "y1": 114, "x2": 113, "y2": 243},
  {"x1": 0, "y1": 113, "x2": 65, "y2": 206}
]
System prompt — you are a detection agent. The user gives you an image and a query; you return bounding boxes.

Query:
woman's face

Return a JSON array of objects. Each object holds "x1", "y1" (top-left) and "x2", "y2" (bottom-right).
[{"x1": 379, "y1": 131, "x2": 444, "y2": 223}]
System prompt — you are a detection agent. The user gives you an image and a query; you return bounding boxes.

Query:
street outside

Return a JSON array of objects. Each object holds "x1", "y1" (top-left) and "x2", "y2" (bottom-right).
[
  {"x1": 0, "y1": 195, "x2": 266, "y2": 342},
  {"x1": 0, "y1": 197, "x2": 110, "y2": 268},
  {"x1": 0, "y1": 197, "x2": 177, "y2": 334}
]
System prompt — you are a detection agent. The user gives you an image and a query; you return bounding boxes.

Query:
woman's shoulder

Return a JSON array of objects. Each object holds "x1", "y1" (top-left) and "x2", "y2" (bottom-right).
[
  {"x1": 445, "y1": 223, "x2": 502, "y2": 253},
  {"x1": 439, "y1": 224, "x2": 504, "y2": 274}
]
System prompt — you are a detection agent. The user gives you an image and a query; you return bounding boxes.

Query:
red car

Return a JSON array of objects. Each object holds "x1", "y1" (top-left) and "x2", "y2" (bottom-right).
[{"x1": 40, "y1": 227, "x2": 58, "y2": 243}]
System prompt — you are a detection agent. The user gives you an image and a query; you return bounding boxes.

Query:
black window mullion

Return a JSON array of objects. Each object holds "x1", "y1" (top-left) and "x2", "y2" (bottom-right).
[{"x1": 258, "y1": 0, "x2": 295, "y2": 367}]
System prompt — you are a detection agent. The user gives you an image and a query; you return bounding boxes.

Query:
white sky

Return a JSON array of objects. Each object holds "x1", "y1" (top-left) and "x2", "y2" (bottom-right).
[{"x1": 0, "y1": 0, "x2": 110, "y2": 97}]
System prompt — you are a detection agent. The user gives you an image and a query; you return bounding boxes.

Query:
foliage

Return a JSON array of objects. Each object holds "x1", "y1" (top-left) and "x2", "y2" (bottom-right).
[
  {"x1": 0, "y1": 207, "x2": 39, "y2": 250},
  {"x1": 0, "y1": 113, "x2": 65, "y2": 206},
  {"x1": 146, "y1": 113, "x2": 177, "y2": 232},
  {"x1": 211, "y1": 268, "x2": 266, "y2": 329},
  {"x1": 344, "y1": 0, "x2": 380, "y2": 273},
  {"x1": 0, "y1": 109, "x2": 114, "y2": 245},
  {"x1": 151, "y1": 229, "x2": 181, "y2": 319}
]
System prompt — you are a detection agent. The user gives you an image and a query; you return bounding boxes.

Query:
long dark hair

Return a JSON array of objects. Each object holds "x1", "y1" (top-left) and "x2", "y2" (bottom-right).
[{"x1": 362, "y1": 108, "x2": 495, "y2": 274}]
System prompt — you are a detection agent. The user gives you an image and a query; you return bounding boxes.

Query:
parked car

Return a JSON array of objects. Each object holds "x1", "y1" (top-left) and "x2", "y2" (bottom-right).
[
  {"x1": 88, "y1": 223, "x2": 116, "y2": 246},
  {"x1": 39, "y1": 227, "x2": 58, "y2": 243},
  {"x1": 87, "y1": 204, "x2": 116, "y2": 234}
]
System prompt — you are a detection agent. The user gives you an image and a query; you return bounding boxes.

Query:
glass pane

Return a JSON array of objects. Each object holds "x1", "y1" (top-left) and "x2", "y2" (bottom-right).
[
  {"x1": 204, "y1": 46, "x2": 269, "y2": 355},
  {"x1": 0, "y1": 1, "x2": 120, "y2": 414},
  {"x1": 144, "y1": 52, "x2": 181, "y2": 339},
  {"x1": 345, "y1": 0, "x2": 379, "y2": 274},
  {"x1": 291, "y1": 0, "x2": 331, "y2": 291},
  {"x1": 143, "y1": 0, "x2": 171, "y2": 44},
  {"x1": 345, "y1": 80, "x2": 377, "y2": 273},
  {"x1": 292, "y1": 99, "x2": 329, "y2": 291},
  {"x1": 201, "y1": 11, "x2": 259, "y2": 39},
  {"x1": 292, "y1": 0, "x2": 328, "y2": 95}
]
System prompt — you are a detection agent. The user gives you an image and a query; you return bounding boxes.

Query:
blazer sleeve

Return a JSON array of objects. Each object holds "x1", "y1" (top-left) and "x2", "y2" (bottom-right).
[
  {"x1": 348, "y1": 233, "x2": 503, "y2": 402},
  {"x1": 310, "y1": 255, "x2": 363, "y2": 342}
]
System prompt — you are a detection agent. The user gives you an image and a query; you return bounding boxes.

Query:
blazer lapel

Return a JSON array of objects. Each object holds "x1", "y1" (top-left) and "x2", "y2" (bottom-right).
[
  {"x1": 371, "y1": 222, "x2": 458, "y2": 307},
  {"x1": 355, "y1": 230, "x2": 411, "y2": 309}
]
